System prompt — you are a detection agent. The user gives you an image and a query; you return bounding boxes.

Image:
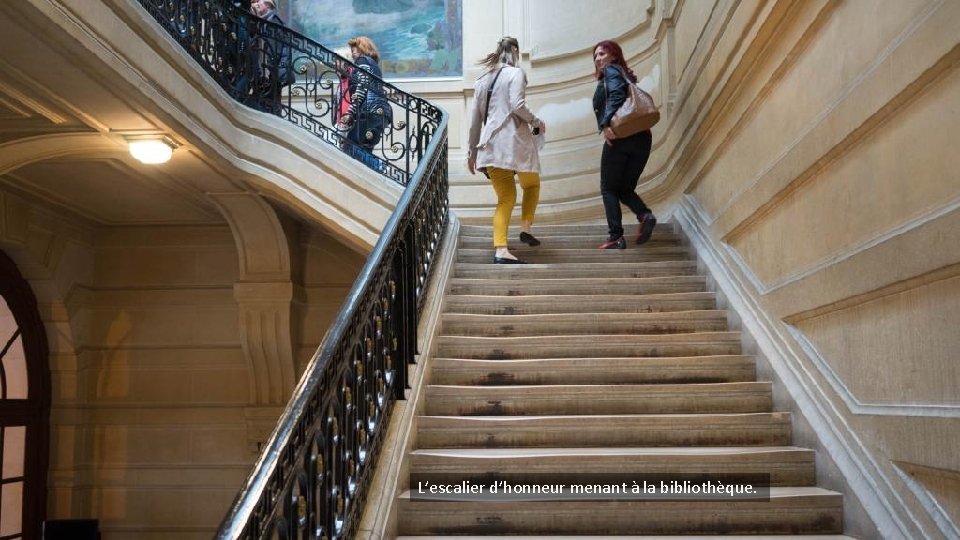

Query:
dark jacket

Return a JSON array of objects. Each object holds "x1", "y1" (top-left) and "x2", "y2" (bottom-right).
[
  {"x1": 593, "y1": 64, "x2": 632, "y2": 131},
  {"x1": 261, "y1": 9, "x2": 294, "y2": 85},
  {"x1": 345, "y1": 55, "x2": 392, "y2": 120}
]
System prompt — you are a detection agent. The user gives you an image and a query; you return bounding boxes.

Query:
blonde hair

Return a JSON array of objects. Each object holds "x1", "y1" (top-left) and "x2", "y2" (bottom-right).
[
  {"x1": 348, "y1": 36, "x2": 381, "y2": 62},
  {"x1": 478, "y1": 36, "x2": 519, "y2": 70}
]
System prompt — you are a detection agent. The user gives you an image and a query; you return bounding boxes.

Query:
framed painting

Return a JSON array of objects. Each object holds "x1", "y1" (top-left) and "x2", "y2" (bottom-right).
[{"x1": 288, "y1": 0, "x2": 463, "y2": 79}]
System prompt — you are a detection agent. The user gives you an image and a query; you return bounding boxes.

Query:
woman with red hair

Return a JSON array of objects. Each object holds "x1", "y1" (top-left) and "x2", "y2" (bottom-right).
[{"x1": 592, "y1": 40, "x2": 657, "y2": 249}]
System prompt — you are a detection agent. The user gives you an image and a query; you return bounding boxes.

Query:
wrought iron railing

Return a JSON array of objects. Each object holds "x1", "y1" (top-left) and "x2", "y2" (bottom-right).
[
  {"x1": 214, "y1": 130, "x2": 448, "y2": 540},
  {"x1": 136, "y1": 0, "x2": 444, "y2": 185},
  {"x1": 131, "y1": 0, "x2": 450, "y2": 538}
]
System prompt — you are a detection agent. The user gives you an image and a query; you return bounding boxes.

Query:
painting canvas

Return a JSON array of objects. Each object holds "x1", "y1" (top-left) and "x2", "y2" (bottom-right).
[{"x1": 288, "y1": 0, "x2": 463, "y2": 79}]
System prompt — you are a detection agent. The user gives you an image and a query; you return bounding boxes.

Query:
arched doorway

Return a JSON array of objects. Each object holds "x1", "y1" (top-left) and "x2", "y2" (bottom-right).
[{"x1": 0, "y1": 251, "x2": 50, "y2": 540}]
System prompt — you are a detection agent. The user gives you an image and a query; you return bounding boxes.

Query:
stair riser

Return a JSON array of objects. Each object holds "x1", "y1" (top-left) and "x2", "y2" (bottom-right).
[
  {"x1": 409, "y1": 454, "x2": 816, "y2": 486},
  {"x1": 430, "y1": 357, "x2": 757, "y2": 386},
  {"x1": 418, "y1": 421, "x2": 792, "y2": 448},
  {"x1": 424, "y1": 390, "x2": 771, "y2": 416},
  {"x1": 397, "y1": 498, "x2": 842, "y2": 535},
  {"x1": 459, "y1": 224, "x2": 678, "y2": 235},
  {"x1": 448, "y1": 281, "x2": 706, "y2": 296},
  {"x1": 454, "y1": 262, "x2": 698, "y2": 279},
  {"x1": 441, "y1": 319, "x2": 728, "y2": 337},
  {"x1": 435, "y1": 342, "x2": 742, "y2": 359},
  {"x1": 459, "y1": 236, "x2": 682, "y2": 249},
  {"x1": 444, "y1": 296, "x2": 717, "y2": 315},
  {"x1": 457, "y1": 251, "x2": 692, "y2": 264}
]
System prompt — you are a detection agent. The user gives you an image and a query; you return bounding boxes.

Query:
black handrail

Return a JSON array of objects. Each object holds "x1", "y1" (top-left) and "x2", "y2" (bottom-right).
[
  {"x1": 136, "y1": 0, "x2": 444, "y2": 185},
  {"x1": 131, "y1": 1, "x2": 450, "y2": 538},
  {"x1": 215, "y1": 123, "x2": 448, "y2": 540}
]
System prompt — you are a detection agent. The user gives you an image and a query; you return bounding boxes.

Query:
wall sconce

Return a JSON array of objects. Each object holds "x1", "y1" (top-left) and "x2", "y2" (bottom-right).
[{"x1": 126, "y1": 136, "x2": 179, "y2": 164}]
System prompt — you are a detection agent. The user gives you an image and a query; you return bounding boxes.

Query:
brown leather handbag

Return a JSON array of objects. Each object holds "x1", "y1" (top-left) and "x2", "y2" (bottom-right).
[{"x1": 607, "y1": 66, "x2": 660, "y2": 137}]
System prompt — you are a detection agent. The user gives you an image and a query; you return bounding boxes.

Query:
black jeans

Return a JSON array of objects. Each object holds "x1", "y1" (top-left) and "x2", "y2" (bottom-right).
[{"x1": 600, "y1": 130, "x2": 653, "y2": 239}]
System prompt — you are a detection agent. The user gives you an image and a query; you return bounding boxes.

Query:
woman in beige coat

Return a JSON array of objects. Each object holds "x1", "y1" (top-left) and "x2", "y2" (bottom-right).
[{"x1": 467, "y1": 37, "x2": 546, "y2": 264}]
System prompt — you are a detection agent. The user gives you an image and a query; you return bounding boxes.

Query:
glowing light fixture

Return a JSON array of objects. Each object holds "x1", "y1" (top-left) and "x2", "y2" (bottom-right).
[{"x1": 127, "y1": 136, "x2": 178, "y2": 164}]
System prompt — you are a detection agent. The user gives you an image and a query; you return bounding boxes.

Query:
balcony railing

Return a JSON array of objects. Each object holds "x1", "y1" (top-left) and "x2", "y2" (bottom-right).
[
  {"x1": 136, "y1": 0, "x2": 444, "y2": 185},
  {"x1": 132, "y1": 1, "x2": 450, "y2": 538}
]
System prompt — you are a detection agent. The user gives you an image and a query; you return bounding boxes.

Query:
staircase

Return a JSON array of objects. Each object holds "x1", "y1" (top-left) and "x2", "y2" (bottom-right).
[{"x1": 396, "y1": 223, "x2": 850, "y2": 537}]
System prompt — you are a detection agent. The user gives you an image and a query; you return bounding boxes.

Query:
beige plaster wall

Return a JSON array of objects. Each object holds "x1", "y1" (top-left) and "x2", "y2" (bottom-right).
[
  {"x1": 294, "y1": 224, "x2": 368, "y2": 374},
  {"x1": 668, "y1": 0, "x2": 960, "y2": 537},
  {"x1": 0, "y1": 187, "x2": 363, "y2": 539}
]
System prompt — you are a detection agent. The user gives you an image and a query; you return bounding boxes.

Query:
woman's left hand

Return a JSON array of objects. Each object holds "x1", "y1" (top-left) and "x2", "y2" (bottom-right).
[{"x1": 602, "y1": 126, "x2": 617, "y2": 145}]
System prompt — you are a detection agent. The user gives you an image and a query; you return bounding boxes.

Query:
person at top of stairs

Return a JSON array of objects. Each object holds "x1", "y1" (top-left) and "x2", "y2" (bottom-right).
[
  {"x1": 466, "y1": 36, "x2": 546, "y2": 265},
  {"x1": 593, "y1": 39, "x2": 658, "y2": 250}
]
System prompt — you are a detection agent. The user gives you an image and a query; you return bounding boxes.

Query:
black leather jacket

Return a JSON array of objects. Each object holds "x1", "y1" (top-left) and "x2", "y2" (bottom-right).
[{"x1": 593, "y1": 64, "x2": 631, "y2": 131}]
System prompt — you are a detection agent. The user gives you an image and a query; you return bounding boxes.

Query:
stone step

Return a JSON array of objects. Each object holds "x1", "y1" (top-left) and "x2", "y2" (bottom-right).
[
  {"x1": 408, "y1": 446, "x2": 817, "y2": 486},
  {"x1": 430, "y1": 356, "x2": 756, "y2": 386},
  {"x1": 397, "y1": 487, "x2": 842, "y2": 535},
  {"x1": 459, "y1": 233, "x2": 683, "y2": 249},
  {"x1": 435, "y1": 332, "x2": 742, "y2": 360},
  {"x1": 444, "y1": 292, "x2": 717, "y2": 315},
  {"x1": 453, "y1": 260, "x2": 699, "y2": 279},
  {"x1": 417, "y1": 413, "x2": 792, "y2": 448},
  {"x1": 448, "y1": 276, "x2": 707, "y2": 296},
  {"x1": 424, "y1": 382, "x2": 771, "y2": 416},
  {"x1": 441, "y1": 311, "x2": 729, "y2": 337},
  {"x1": 459, "y1": 223, "x2": 679, "y2": 236},
  {"x1": 457, "y1": 247, "x2": 691, "y2": 264},
  {"x1": 395, "y1": 534, "x2": 856, "y2": 540}
]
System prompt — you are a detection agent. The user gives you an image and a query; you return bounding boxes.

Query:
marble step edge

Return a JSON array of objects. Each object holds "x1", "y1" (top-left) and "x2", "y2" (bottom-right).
[
  {"x1": 394, "y1": 534, "x2": 857, "y2": 540},
  {"x1": 448, "y1": 275, "x2": 707, "y2": 285},
  {"x1": 436, "y1": 331, "x2": 742, "y2": 345},
  {"x1": 459, "y1": 223, "x2": 679, "y2": 234},
  {"x1": 409, "y1": 445, "x2": 812, "y2": 458},
  {"x1": 429, "y1": 355, "x2": 756, "y2": 385},
  {"x1": 398, "y1": 485, "x2": 840, "y2": 500}
]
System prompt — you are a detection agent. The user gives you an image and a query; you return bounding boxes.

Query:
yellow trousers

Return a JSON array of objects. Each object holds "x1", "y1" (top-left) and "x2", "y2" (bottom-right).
[{"x1": 487, "y1": 167, "x2": 540, "y2": 247}]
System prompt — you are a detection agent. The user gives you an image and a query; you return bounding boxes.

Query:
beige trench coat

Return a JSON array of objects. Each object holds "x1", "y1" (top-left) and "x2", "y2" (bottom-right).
[{"x1": 467, "y1": 65, "x2": 543, "y2": 174}]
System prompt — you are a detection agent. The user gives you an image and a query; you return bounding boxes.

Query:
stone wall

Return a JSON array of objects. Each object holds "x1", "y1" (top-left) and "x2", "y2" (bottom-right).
[{"x1": 0, "y1": 188, "x2": 363, "y2": 539}]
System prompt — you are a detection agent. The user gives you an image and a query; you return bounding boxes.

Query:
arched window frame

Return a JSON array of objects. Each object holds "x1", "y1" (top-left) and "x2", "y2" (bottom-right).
[{"x1": 0, "y1": 250, "x2": 51, "y2": 540}]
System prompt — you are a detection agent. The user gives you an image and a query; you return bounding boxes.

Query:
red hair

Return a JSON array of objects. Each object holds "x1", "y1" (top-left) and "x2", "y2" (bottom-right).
[{"x1": 593, "y1": 40, "x2": 637, "y2": 82}]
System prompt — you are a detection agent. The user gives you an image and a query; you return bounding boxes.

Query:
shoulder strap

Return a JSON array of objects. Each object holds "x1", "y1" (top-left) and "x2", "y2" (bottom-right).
[{"x1": 483, "y1": 67, "x2": 505, "y2": 124}]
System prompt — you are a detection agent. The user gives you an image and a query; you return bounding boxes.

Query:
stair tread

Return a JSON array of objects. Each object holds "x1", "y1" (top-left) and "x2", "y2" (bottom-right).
[
  {"x1": 411, "y1": 446, "x2": 812, "y2": 457},
  {"x1": 395, "y1": 534, "x2": 856, "y2": 540},
  {"x1": 438, "y1": 331, "x2": 741, "y2": 341},
  {"x1": 443, "y1": 310, "x2": 727, "y2": 319},
  {"x1": 400, "y1": 486, "x2": 841, "y2": 499},
  {"x1": 420, "y1": 412, "x2": 790, "y2": 423},
  {"x1": 458, "y1": 223, "x2": 677, "y2": 234},
  {"x1": 441, "y1": 312, "x2": 728, "y2": 333},
  {"x1": 450, "y1": 276, "x2": 704, "y2": 283},
  {"x1": 433, "y1": 354, "x2": 753, "y2": 364},
  {"x1": 428, "y1": 381, "x2": 767, "y2": 387},
  {"x1": 431, "y1": 356, "x2": 756, "y2": 385},
  {"x1": 455, "y1": 261, "x2": 695, "y2": 269},
  {"x1": 425, "y1": 382, "x2": 771, "y2": 416}
]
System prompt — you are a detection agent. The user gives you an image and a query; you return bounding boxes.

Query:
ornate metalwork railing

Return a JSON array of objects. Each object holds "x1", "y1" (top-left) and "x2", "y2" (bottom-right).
[
  {"x1": 214, "y1": 125, "x2": 448, "y2": 540},
  {"x1": 135, "y1": 0, "x2": 444, "y2": 185}
]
